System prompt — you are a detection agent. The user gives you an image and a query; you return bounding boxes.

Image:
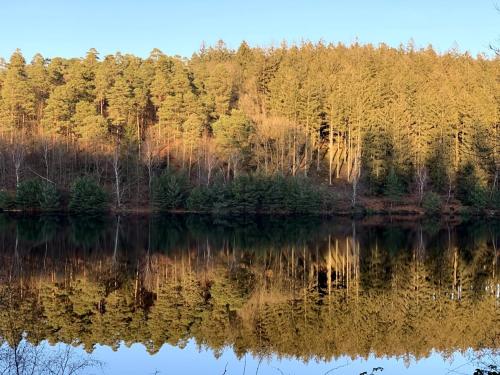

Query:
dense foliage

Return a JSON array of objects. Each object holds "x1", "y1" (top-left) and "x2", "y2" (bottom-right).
[
  {"x1": 0, "y1": 42, "x2": 497, "y2": 212},
  {"x1": 422, "y1": 191, "x2": 443, "y2": 216},
  {"x1": 0, "y1": 191, "x2": 14, "y2": 210},
  {"x1": 151, "y1": 171, "x2": 188, "y2": 210},
  {"x1": 15, "y1": 179, "x2": 60, "y2": 210},
  {"x1": 68, "y1": 177, "x2": 108, "y2": 214},
  {"x1": 186, "y1": 175, "x2": 330, "y2": 214}
]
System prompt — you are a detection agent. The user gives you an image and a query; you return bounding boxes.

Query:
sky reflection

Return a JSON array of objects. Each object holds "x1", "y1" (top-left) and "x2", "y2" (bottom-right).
[{"x1": 86, "y1": 340, "x2": 492, "y2": 375}]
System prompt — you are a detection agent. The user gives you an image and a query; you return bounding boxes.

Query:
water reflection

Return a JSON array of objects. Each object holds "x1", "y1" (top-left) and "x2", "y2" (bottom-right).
[{"x1": 0, "y1": 214, "x2": 498, "y2": 374}]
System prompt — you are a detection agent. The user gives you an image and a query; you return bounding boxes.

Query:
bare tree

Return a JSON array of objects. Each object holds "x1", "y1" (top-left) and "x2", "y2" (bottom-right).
[
  {"x1": 143, "y1": 140, "x2": 155, "y2": 193},
  {"x1": 350, "y1": 134, "x2": 363, "y2": 208},
  {"x1": 416, "y1": 166, "x2": 428, "y2": 204},
  {"x1": 11, "y1": 141, "x2": 25, "y2": 187},
  {"x1": 0, "y1": 338, "x2": 102, "y2": 375},
  {"x1": 40, "y1": 137, "x2": 51, "y2": 181},
  {"x1": 351, "y1": 151, "x2": 361, "y2": 208},
  {"x1": 112, "y1": 144, "x2": 122, "y2": 209},
  {"x1": 205, "y1": 141, "x2": 217, "y2": 186}
]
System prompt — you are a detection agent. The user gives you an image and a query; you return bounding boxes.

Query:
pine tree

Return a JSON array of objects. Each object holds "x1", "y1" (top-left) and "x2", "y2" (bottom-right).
[
  {"x1": 384, "y1": 167, "x2": 404, "y2": 206},
  {"x1": 69, "y1": 177, "x2": 108, "y2": 214},
  {"x1": 0, "y1": 50, "x2": 36, "y2": 132}
]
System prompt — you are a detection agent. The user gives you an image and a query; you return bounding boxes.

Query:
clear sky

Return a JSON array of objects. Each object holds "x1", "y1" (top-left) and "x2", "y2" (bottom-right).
[{"x1": 0, "y1": 0, "x2": 498, "y2": 61}]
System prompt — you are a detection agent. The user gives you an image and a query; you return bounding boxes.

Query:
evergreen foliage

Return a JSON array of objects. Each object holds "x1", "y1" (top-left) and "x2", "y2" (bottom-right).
[
  {"x1": 9, "y1": 179, "x2": 60, "y2": 211},
  {"x1": 0, "y1": 190, "x2": 15, "y2": 210},
  {"x1": 185, "y1": 175, "x2": 328, "y2": 215},
  {"x1": 228, "y1": 175, "x2": 263, "y2": 214},
  {"x1": 469, "y1": 185, "x2": 489, "y2": 210},
  {"x1": 456, "y1": 163, "x2": 490, "y2": 210},
  {"x1": 0, "y1": 44, "x2": 497, "y2": 215},
  {"x1": 186, "y1": 186, "x2": 214, "y2": 212},
  {"x1": 384, "y1": 167, "x2": 405, "y2": 204},
  {"x1": 283, "y1": 177, "x2": 322, "y2": 214},
  {"x1": 456, "y1": 163, "x2": 479, "y2": 206},
  {"x1": 40, "y1": 183, "x2": 60, "y2": 211},
  {"x1": 151, "y1": 170, "x2": 189, "y2": 210},
  {"x1": 422, "y1": 192, "x2": 442, "y2": 216},
  {"x1": 16, "y1": 179, "x2": 43, "y2": 209},
  {"x1": 69, "y1": 177, "x2": 108, "y2": 214}
]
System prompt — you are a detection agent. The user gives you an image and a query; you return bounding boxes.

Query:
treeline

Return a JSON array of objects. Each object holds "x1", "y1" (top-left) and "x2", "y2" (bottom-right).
[
  {"x1": 0, "y1": 42, "x2": 498, "y2": 213},
  {"x1": 0, "y1": 173, "x2": 335, "y2": 214}
]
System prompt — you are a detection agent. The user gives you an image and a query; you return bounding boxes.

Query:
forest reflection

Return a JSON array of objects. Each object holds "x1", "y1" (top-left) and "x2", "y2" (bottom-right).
[{"x1": 0, "y1": 214, "x2": 498, "y2": 368}]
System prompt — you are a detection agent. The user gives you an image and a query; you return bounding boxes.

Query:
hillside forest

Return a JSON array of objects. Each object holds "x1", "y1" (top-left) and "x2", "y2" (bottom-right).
[{"x1": 0, "y1": 41, "x2": 498, "y2": 214}]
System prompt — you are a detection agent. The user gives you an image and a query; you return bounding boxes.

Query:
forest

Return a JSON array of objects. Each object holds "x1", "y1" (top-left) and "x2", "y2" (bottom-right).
[{"x1": 0, "y1": 41, "x2": 498, "y2": 214}]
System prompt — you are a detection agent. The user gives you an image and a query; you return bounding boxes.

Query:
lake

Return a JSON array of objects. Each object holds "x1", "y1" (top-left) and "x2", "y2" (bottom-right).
[{"x1": 0, "y1": 214, "x2": 498, "y2": 375}]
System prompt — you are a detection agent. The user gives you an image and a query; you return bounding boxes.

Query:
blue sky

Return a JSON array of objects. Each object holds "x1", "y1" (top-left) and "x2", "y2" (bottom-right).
[{"x1": 0, "y1": 0, "x2": 498, "y2": 60}]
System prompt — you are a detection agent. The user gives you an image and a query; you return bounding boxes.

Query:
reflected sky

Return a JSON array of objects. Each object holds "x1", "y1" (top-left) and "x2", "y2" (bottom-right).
[{"x1": 34, "y1": 340, "x2": 495, "y2": 375}]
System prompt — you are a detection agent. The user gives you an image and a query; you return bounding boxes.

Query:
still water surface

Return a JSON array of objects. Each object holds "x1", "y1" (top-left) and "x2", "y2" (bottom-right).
[{"x1": 0, "y1": 215, "x2": 498, "y2": 375}]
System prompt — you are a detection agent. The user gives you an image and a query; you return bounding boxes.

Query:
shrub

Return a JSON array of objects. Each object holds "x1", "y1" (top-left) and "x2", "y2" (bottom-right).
[
  {"x1": 15, "y1": 179, "x2": 60, "y2": 211},
  {"x1": 69, "y1": 177, "x2": 108, "y2": 214},
  {"x1": 351, "y1": 204, "x2": 367, "y2": 218},
  {"x1": 427, "y1": 147, "x2": 451, "y2": 193},
  {"x1": 151, "y1": 170, "x2": 188, "y2": 210},
  {"x1": 456, "y1": 162, "x2": 477, "y2": 205},
  {"x1": 422, "y1": 191, "x2": 442, "y2": 216},
  {"x1": 260, "y1": 176, "x2": 288, "y2": 213},
  {"x1": 187, "y1": 186, "x2": 214, "y2": 212},
  {"x1": 284, "y1": 178, "x2": 321, "y2": 214},
  {"x1": 0, "y1": 190, "x2": 15, "y2": 210},
  {"x1": 491, "y1": 190, "x2": 500, "y2": 211},
  {"x1": 188, "y1": 175, "x2": 336, "y2": 215},
  {"x1": 229, "y1": 175, "x2": 263, "y2": 214},
  {"x1": 318, "y1": 187, "x2": 338, "y2": 213},
  {"x1": 469, "y1": 185, "x2": 488, "y2": 210},
  {"x1": 16, "y1": 179, "x2": 43, "y2": 209},
  {"x1": 455, "y1": 162, "x2": 490, "y2": 211},
  {"x1": 40, "y1": 182, "x2": 60, "y2": 211},
  {"x1": 384, "y1": 167, "x2": 404, "y2": 204},
  {"x1": 210, "y1": 180, "x2": 233, "y2": 215}
]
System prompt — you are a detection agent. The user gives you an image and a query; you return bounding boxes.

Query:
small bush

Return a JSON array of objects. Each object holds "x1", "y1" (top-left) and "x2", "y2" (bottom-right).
[
  {"x1": 422, "y1": 191, "x2": 442, "y2": 216},
  {"x1": 456, "y1": 162, "x2": 477, "y2": 205},
  {"x1": 210, "y1": 180, "x2": 233, "y2": 215},
  {"x1": 260, "y1": 176, "x2": 288, "y2": 213},
  {"x1": 15, "y1": 179, "x2": 60, "y2": 211},
  {"x1": 229, "y1": 175, "x2": 263, "y2": 214},
  {"x1": 0, "y1": 190, "x2": 15, "y2": 210},
  {"x1": 469, "y1": 185, "x2": 488, "y2": 210},
  {"x1": 491, "y1": 190, "x2": 500, "y2": 211},
  {"x1": 151, "y1": 170, "x2": 188, "y2": 210},
  {"x1": 318, "y1": 187, "x2": 338, "y2": 213},
  {"x1": 40, "y1": 182, "x2": 60, "y2": 211},
  {"x1": 16, "y1": 179, "x2": 43, "y2": 209},
  {"x1": 187, "y1": 175, "x2": 335, "y2": 215},
  {"x1": 284, "y1": 178, "x2": 321, "y2": 214},
  {"x1": 69, "y1": 177, "x2": 108, "y2": 214},
  {"x1": 187, "y1": 186, "x2": 214, "y2": 212},
  {"x1": 384, "y1": 167, "x2": 404, "y2": 204}
]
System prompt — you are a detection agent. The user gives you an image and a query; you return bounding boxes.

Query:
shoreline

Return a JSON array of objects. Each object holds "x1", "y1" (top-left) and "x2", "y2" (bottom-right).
[{"x1": 1, "y1": 205, "x2": 498, "y2": 219}]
